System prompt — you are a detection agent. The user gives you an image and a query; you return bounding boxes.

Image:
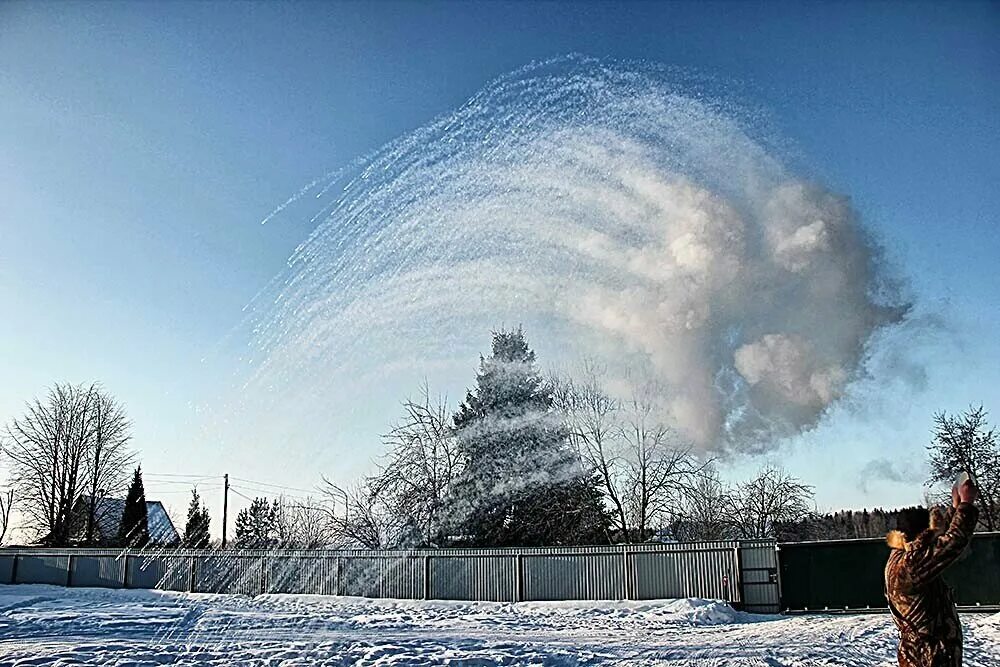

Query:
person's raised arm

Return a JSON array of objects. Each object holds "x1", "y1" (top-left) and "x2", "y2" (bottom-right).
[{"x1": 907, "y1": 479, "x2": 980, "y2": 587}]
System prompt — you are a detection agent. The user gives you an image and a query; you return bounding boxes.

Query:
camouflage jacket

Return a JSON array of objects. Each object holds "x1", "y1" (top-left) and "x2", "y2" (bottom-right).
[{"x1": 884, "y1": 503, "x2": 979, "y2": 643}]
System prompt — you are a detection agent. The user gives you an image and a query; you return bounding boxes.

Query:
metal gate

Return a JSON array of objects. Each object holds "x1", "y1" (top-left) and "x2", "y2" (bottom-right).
[{"x1": 738, "y1": 541, "x2": 780, "y2": 613}]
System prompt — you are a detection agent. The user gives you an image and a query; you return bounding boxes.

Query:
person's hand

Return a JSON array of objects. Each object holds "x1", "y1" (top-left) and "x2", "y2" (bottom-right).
[{"x1": 957, "y1": 478, "x2": 979, "y2": 505}]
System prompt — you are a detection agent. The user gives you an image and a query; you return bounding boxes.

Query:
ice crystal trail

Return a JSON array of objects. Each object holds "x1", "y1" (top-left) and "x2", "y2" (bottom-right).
[{"x1": 247, "y1": 56, "x2": 908, "y2": 454}]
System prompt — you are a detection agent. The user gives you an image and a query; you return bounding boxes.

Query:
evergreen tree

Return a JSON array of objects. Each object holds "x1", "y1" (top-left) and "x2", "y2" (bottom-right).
[
  {"x1": 184, "y1": 488, "x2": 211, "y2": 548},
  {"x1": 234, "y1": 497, "x2": 277, "y2": 548},
  {"x1": 118, "y1": 466, "x2": 149, "y2": 547},
  {"x1": 446, "y1": 327, "x2": 609, "y2": 546}
]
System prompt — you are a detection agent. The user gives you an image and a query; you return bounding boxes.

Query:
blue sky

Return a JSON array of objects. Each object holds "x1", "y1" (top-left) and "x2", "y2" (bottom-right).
[{"x1": 2, "y1": 1, "x2": 998, "y2": 532}]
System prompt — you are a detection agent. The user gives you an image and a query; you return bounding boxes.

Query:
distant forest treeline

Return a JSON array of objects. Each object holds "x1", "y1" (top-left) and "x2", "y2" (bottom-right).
[{"x1": 774, "y1": 508, "x2": 911, "y2": 542}]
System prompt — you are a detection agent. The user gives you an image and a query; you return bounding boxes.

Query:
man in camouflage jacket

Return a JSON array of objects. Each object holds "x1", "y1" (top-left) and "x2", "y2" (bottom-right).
[{"x1": 884, "y1": 480, "x2": 979, "y2": 667}]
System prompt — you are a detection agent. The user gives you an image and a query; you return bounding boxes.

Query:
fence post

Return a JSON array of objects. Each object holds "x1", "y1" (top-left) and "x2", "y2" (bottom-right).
[
  {"x1": 335, "y1": 556, "x2": 342, "y2": 597},
  {"x1": 122, "y1": 554, "x2": 130, "y2": 589},
  {"x1": 622, "y1": 547, "x2": 630, "y2": 600},
  {"x1": 10, "y1": 553, "x2": 19, "y2": 585},
  {"x1": 261, "y1": 554, "x2": 268, "y2": 595},
  {"x1": 66, "y1": 554, "x2": 74, "y2": 588},
  {"x1": 423, "y1": 555, "x2": 431, "y2": 600},
  {"x1": 774, "y1": 543, "x2": 783, "y2": 612},
  {"x1": 732, "y1": 544, "x2": 743, "y2": 608},
  {"x1": 515, "y1": 553, "x2": 524, "y2": 603},
  {"x1": 188, "y1": 555, "x2": 196, "y2": 593}
]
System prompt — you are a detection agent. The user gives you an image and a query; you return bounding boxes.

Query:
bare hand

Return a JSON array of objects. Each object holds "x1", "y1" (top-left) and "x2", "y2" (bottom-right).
[{"x1": 957, "y1": 478, "x2": 979, "y2": 505}]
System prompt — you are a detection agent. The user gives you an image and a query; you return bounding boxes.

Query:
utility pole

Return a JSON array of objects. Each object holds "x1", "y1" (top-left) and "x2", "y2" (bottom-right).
[{"x1": 221, "y1": 473, "x2": 229, "y2": 548}]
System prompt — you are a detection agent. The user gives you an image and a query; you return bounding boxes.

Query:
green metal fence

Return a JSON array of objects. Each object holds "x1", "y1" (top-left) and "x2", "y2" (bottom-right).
[{"x1": 778, "y1": 532, "x2": 1000, "y2": 611}]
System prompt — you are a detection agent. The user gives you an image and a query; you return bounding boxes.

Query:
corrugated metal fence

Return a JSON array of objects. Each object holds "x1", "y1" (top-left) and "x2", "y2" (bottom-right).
[
  {"x1": 779, "y1": 531, "x2": 1000, "y2": 612},
  {"x1": 0, "y1": 540, "x2": 780, "y2": 611},
  {"x1": 13, "y1": 533, "x2": 999, "y2": 614}
]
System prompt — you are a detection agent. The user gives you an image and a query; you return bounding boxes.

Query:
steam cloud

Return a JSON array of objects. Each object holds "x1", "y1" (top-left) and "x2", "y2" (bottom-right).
[
  {"x1": 249, "y1": 56, "x2": 909, "y2": 454},
  {"x1": 859, "y1": 458, "x2": 926, "y2": 493}
]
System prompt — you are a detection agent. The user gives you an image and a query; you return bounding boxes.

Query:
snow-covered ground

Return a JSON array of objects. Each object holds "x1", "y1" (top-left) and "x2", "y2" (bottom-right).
[{"x1": 0, "y1": 585, "x2": 998, "y2": 666}]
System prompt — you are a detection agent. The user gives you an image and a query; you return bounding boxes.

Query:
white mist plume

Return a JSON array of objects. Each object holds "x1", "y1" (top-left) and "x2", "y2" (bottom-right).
[{"x1": 247, "y1": 56, "x2": 909, "y2": 454}]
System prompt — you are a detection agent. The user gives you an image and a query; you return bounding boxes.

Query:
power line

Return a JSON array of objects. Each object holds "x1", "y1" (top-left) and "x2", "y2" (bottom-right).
[
  {"x1": 145, "y1": 487, "x2": 221, "y2": 495},
  {"x1": 228, "y1": 487, "x2": 255, "y2": 503},
  {"x1": 228, "y1": 483, "x2": 311, "y2": 502},
  {"x1": 230, "y1": 481, "x2": 308, "y2": 495},
  {"x1": 143, "y1": 477, "x2": 219, "y2": 486},
  {"x1": 229, "y1": 477, "x2": 317, "y2": 495},
  {"x1": 143, "y1": 474, "x2": 317, "y2": 496},
  {"x1": 145, "y1": 472, "x2": 221, "y2": 479}
]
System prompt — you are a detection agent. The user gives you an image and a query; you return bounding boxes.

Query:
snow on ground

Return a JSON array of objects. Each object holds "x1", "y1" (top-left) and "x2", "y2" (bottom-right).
[{"x1": 0, "y1": 585, "x2": 998, "y2": 666}]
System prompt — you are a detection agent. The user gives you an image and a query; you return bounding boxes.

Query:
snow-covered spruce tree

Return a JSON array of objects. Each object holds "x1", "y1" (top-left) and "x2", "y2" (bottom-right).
[
  {"x1": 118, "y1": 466, "x2": 149, "y2": 548},
  {"x1": 183, "y1": 488, "x2": 211, "y2": 548},
  {"x1": 445, "y1": 327, "x2": 609, "y2": 546},
  {"x1": 234, "y1": 497, "x2": 278, "y2": 548}
]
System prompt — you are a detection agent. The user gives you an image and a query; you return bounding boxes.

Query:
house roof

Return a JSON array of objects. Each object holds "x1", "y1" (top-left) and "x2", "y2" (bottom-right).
[{"x1": 79, "y1": 496, "x2": 180, "y2": 545}]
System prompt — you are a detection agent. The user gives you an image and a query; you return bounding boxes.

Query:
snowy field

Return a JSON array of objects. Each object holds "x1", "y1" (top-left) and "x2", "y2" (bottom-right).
[{"x1": 0, "y1": 585, "x2": 998, "y2": 666}]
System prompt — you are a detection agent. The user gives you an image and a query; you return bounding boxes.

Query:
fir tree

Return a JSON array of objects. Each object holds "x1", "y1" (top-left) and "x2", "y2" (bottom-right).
[
  {"x1": 118, "y1": 466, "x2": 149, "y2": 547},
  {"x1": 184, "y1": 488, "x2": 211, "y2": 548},
  {"x1": 446, "y1": 327, "x2": 609, "y2": 546},
  {"x1": 234, "y1": 497, "x2": 277, "y2": 548}
]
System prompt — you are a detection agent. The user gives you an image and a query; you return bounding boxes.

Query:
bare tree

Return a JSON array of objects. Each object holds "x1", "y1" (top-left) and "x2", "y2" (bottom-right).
[
  {"x1": 619, "y1": 392, "x2": 709, "y2": 542},
  {"x1": 726, "y1": 465, "x2": 814, "y2": 539},
  {"x1": 0, "y1": 489, "x2": 13, "y2": 545},
  {"x1": 673, "y1": 466, "x2": 734, "y2": 541},
  {"x1": 83, "y1": 391, "x2": 134, "y2": 544},
  {"x1": 4, "y1": 384, "x2": 92, "y2": 544},
  {"x1": 926, "y1": 405, "x2": 999, "y2": 530},
  {"x1": 273, "y1": 496, "x2": 336, "y2": 549},
  {"x1": 315, "y1": 384, "x2": 462, "y2": 549},
  {"x1": 553, "y1": 365, "x2": 628, "y2": 540},
  {"x1": 318, "y1": 478, "x2": 404, "y2": 549},
  {"x1": 369, "y1": 384, "x2": 461, "y2": 546},
  {"x1": 2, "y1": 383, "x2": 134, "y2": 544},
  {"x1": 554, "y1": 365, "x2": 709, "y2": 543}
]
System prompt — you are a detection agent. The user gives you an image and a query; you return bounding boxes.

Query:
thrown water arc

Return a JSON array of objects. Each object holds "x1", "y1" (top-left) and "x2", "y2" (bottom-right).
[{"x1": 242, "y1": 54, "x2": 909, "y2": 455}]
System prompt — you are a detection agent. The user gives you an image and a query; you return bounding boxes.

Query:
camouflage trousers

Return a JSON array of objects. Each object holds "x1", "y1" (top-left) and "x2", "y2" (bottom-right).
[{"x1": 897, "y1": 631, "x2": 962, "y2": 667}]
